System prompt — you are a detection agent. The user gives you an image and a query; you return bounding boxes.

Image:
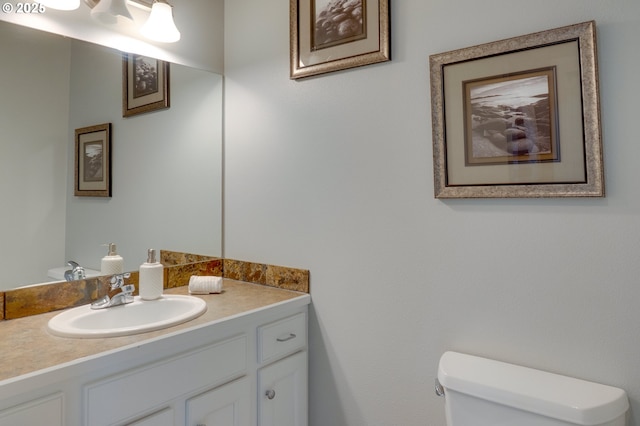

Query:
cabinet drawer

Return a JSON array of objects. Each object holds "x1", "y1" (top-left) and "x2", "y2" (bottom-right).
[
  {"x1": 85, "y1": 334, "x2": 247, "y2": 426},
  {"x1": 258, "y1": 313, "x2": 306, "y2": 364}
]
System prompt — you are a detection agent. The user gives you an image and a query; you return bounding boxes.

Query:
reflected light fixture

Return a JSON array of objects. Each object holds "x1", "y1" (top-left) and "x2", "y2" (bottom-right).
[
  {"x1": 140, "y1": 0, "x2": 181, "y2": 43},
  {"x1": 39, "y1": 0, "x2": 81, "y2": 10},
  {"x1": 90, "y1": 0, "x2": 133, "y2": 25}
]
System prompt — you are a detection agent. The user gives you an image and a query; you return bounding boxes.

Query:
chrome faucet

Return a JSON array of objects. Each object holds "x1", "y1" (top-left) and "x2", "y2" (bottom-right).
[
  {"x1": 91, "y1": 273, "x2": 135, "y2": 309},
  {"x1": 64, "y1": 261, "x2": 86, "y2": 281}
]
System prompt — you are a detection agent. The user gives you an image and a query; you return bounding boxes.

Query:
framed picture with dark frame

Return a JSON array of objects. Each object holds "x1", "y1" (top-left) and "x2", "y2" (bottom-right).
[
  {"x1": 122, "y1": 53, "x2": 170, "y2": 117},
  {"x1": 430, "y1": 21, "x2": 603, "y2": 198},
  {"x1": 75, "y1": 123, "x2": 111, "y2": 197},
  {"x1": 290, "y1": 0, "x2": 390, "y2": 79}
]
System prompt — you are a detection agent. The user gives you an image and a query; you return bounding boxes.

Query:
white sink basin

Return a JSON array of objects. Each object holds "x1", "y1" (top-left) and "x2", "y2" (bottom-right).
[{"x1": 47, "y1": 295, "x2": 207, "y2": 338}]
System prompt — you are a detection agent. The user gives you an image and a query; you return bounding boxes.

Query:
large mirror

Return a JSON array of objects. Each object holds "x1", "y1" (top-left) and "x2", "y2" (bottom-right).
[{"x1": 0, "y1": 20, "x2": 222, "y2": 290}]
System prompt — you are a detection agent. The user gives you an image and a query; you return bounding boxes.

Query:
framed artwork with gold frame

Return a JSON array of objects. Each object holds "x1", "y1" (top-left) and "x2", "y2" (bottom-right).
[
  {"x1": 75, "y1": 123, "x2": 111, "y2": 197},
  {"x1": 430, "y1": 21, "x2": 603, "y2": 198},
  {"x1": 122, "y1": 53, "x2": 170, "y2": 117},
  {"x1": 290, "y1": 0, "x2": 390, "y2": 79}
]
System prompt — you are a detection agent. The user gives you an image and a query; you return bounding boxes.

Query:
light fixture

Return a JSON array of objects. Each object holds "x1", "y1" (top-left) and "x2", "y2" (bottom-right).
[
  {"x1": 140, "y1": 0, "x2": 180, "y2": 43},
  {"x1": 38, "y1": 0, "x2": 80, "y2": 10},
  {"x1": 50, "y1": 0, "x2": 182, "y2": 44},
  {"x1": 90, "y1": 0, "x2": 133, "y2": 25}
]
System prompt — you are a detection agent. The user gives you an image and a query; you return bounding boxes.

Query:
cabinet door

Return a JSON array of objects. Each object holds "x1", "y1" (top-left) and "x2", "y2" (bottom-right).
[
  {"x1": 0, "y1": 393, "x2": 64, "y2": 426},
  {"x1": 85, "y1": 335, "x2": 247, "y2": 426},
  {"x1": 126, "y1": 407, "x2": 174, "y2": 426},
  {"x1": 186, "y1": 377, "x2": 250, "y2": 426},
  {"x1": 258, "y1": 351, "x2": 307, "y2": 426}
]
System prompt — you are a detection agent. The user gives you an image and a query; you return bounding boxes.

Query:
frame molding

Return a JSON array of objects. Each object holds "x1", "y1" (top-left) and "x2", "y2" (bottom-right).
[
  {"x1": 290, "y1": 0, "x2": 390, "y2": 79},
  {"x1": 430, "y1": 21, "x2": 603, "y2": 198},
  {"x1": 74, "y1": 123, "x2": 112, "y2": 197},
  {"x1": 122, "y1": 53, "x2": 170, "y2": 117}
]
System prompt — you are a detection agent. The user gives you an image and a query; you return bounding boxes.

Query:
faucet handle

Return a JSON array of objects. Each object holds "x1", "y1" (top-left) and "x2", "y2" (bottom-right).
[
  {"x1": 91, "y1": 280, "x2": 135, "y2": 310},
  {"x1": 120, "y1": 284, "x2": 136, "y2": 296},
  {"x1": 109, "y1": 272, "x2": 131, "y2": 290},
  {"x1": 64, "y1": 261, "x2": 86, "y2": 281}
]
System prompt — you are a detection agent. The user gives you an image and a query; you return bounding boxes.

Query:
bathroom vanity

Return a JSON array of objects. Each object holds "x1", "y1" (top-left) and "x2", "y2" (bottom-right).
[{"x1": 0, "y1": 279, "x2": 310, "y2": 426}]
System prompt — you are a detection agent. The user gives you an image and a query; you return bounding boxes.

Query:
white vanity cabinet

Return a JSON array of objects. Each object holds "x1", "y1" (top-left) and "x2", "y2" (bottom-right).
[
  {"x1": 257, "y1": 313, "x2": 308, "y2": 426},
  {"x1": 85, "y1": 335, "x2": 248, "y2": 425},
  {"x1": 0, "y1": 393, "x2": 64, "y2": 426},
  {"x1": 0, "y1": 292, "x2": 309, "y2": 426},
  {"x1": 121, "y1": 376, "x2": 251, "y2": 426},
  {"x1": 186, "y1": 377, "x2": 251, "y2": 426},
  {"x1": 127, "y1": 408, "x2": 175, "y2": 426},
  {"x1": 258, "y1": 351, "x2": 307, "y2": 426}
]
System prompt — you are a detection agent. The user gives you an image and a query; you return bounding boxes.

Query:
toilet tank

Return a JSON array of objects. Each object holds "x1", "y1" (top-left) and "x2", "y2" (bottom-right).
[{"x1": 437, "y1": 351, "x2": 628, "y2": 426}]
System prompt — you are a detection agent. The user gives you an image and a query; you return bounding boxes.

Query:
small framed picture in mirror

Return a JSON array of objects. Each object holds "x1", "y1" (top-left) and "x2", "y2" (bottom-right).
[
  {"x1": 75, "y1": 123, "x2": 112, "y2": 197},
  {"x1": 122, "y1": 53, "x2": 170, "y2": 117}
]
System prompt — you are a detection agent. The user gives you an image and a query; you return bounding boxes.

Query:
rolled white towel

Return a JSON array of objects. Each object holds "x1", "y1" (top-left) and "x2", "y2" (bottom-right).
[{"x1": 188, "y1": 275, "x2": 223, "y2": 294}]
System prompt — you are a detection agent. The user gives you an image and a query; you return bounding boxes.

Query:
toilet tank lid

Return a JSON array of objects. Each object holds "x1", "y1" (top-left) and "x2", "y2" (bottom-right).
[{"x1": 438, "y1": 351, "x2": 628, "y2": 426}]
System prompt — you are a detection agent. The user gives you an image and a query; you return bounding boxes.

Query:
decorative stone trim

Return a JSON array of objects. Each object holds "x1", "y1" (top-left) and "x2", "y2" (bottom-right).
[
  {"x1": 5, "y1": 279, "x2": 98, "y2": 320},
  {"x1": 223, "y1": 259, "x2": 309, "y2": 293},
  {"x1": 160, "y1": 250, "x2": 219, "y2": 266},
  {"x1": 1, "y1": 251, "x2": 308, "y2": 321},
  {"x1": 166, "y1": 258, "x2": 223, "y2": 289}
]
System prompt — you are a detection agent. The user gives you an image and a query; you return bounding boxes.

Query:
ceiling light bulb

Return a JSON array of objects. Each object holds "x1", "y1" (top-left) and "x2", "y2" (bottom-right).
[
  {"x1": 39, "y1": 0, "x2": 80, "y2": 10},
  {"x1": 90, "y1": 0, "x2": 133, "y2": 25},
  {"x1": 140, "y1": 1, "x2": 181, "y2": 43}
]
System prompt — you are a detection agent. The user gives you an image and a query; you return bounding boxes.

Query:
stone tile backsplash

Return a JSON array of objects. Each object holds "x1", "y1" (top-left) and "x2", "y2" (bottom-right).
[
  {"x1": 1, "y1": 251, "x2": 309, "y2": 320},
  {"x1": 224, "y1": 259, "x2": 310, "y2": 293}
]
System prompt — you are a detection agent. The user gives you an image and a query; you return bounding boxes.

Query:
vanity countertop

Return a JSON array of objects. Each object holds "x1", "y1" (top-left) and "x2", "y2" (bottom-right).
[{"x1": 0, "y1": 279, "x2": 310, "y2": 383}]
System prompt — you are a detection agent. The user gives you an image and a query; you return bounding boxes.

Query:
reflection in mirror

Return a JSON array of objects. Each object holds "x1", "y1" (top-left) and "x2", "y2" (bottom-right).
[{"x1": 0, "y1": 20, "x2": 222, "y2": 290}]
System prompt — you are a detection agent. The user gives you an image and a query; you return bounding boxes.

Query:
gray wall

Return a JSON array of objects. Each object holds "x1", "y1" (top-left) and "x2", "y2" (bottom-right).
[
  {"x1": 224, "y1": 1, "x2": 640, "y2": 425},
  {"x1": 66, "y1": 40, "x2": 223, "y2": 272},
  {"x1": 0, "y1": 31, "x2": 223, "y2": 287},
  {"x1": 0, "y1": 23, "x2": 69, "y2": 288}
]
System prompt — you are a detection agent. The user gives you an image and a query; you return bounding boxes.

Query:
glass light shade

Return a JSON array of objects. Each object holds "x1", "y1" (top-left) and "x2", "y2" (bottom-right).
[
  {"x1": 140, "y1": 2, "x2": 181, "y2": 43},
  {"x1": 90, "y1": 0, "x2": 133, "y2": 25},
  {"x1": 39, "y1": 0, "x2": 80, "y2": 10}
]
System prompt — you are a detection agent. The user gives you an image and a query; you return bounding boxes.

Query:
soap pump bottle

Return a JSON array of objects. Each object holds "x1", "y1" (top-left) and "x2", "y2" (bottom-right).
[
  {"x1": 101, "y1": 243, "x2": 124, "y2": 275},
  {"x1": 139, "y1": 249, "x2": 163, "y2": 300}
]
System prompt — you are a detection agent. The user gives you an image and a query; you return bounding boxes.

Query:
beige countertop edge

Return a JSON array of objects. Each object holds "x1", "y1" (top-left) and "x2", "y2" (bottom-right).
[{"x1": 0, "y1": 279, "x2": 310, "y2": 384}]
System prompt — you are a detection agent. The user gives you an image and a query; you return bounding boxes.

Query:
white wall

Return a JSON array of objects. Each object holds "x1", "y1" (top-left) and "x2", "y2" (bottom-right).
[
  {"x1": 0, "y1": 23, "x2": 69, "y2": 289},
  {"x1": 224, "y1": 1, "x2": 640, "y2": 425},
  {"x1": 66, "y1": 39, "x2": 223, "y2": 273}
]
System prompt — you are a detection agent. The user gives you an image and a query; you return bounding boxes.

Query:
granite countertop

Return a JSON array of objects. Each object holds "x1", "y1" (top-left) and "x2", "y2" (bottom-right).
[{"x1": 0, "y1": 279, "x2": 309, "y2": 383}]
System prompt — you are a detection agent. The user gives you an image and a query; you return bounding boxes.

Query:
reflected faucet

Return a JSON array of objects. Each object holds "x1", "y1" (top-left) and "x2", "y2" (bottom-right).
[
  {"x1": 91, "y1": 273, "x2": 135, "y2": 310},
  {"x1": 64, "y1": 261, "x2": 86, "y2": 281}
]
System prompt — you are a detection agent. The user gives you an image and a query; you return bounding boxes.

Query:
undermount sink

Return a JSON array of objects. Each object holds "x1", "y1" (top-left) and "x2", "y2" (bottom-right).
[{"x1": 47, "y1": 295, "x2": 207, "y2": 338}]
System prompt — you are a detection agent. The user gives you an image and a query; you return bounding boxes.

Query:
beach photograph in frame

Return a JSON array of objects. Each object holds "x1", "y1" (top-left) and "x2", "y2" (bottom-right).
[
  {"x1": 290, "y1": 0, "x2": 390, "y2": 79},
  {"x1": 122, "y1": 53, "x2": 170, "y2": 117},
  {"x1": 463, "y1": 68, "x2": 559, "y2": 166},
  {"x1": 75, "y1": 123, "x2": 111, "y2": 197},
  {"x1": 430, "y1": 21, "x2": 603, "y2": 198}
]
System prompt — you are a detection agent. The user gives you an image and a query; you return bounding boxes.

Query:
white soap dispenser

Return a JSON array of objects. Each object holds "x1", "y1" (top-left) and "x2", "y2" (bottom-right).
[
  {"x1": 139, "y1": 248, "x2": 164, "y2": 300},
  {"x1": 101, "y1": 243, "x2": 124, "y2": 275}
]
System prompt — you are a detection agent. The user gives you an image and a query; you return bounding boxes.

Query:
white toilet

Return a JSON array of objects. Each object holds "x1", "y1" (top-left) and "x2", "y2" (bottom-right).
[{"x1": 437, "y1": 351, "x2": 629, "y2": 426}]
